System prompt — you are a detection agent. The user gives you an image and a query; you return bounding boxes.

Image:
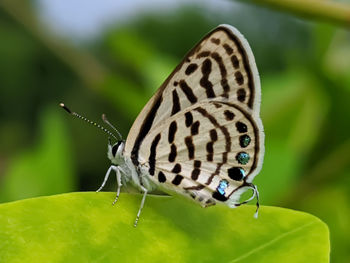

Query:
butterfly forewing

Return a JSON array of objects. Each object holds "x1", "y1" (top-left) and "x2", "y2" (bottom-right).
[
  {"x1": 123, "y1": 24, "x2": 264, "y2": 207},
  {"x1": 125, "y1": 25, "x2": 261, "y2": 160}
]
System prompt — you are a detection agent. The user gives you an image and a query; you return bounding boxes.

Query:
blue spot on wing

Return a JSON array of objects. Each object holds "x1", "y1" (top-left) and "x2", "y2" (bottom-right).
[{"x1": 217, "y1": 179, "x2": 229, "y2": 195}]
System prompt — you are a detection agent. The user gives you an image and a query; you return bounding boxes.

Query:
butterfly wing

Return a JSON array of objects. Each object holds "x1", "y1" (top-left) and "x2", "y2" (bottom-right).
[
  {"x1": 123, "y1": 24, "x2": 264, "y2": 206},
  {"x1": 124, "y1": 24, "x2": 262, "y2": 164},
  {"x1": 137, "y1": 100, "x2": 263, "y2": 206}
]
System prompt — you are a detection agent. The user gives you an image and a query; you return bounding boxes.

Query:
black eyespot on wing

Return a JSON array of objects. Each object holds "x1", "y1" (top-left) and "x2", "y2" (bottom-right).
[
  {"x1": 236, "y1": 121, "x2": 247, "y2": 133},
  {"x1": 239, "y1": 135, "x2": 251, "y2": 148},
  {"x1": 236, "y1": 152, "x2": 250, "y2": 165},
  {"x1": 212, "y1": 191, "x2": 228, "y2": 201},
  {"x1": 228, "y1": 167, "x2": 245, "y2": 181}
]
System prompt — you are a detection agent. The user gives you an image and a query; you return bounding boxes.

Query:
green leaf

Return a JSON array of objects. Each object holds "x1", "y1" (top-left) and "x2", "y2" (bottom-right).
[
  {"x1": 0, "y1": 192, "x2": 329, "y2": 262},
  {"x1": 297, "y1": 179, "x2": 350, "y2": 263}
]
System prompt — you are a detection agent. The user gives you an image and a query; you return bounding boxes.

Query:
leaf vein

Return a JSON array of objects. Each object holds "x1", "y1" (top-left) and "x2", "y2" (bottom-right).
[{"x1": 229, "y1": 221, "x2": 316, "y2": 262}]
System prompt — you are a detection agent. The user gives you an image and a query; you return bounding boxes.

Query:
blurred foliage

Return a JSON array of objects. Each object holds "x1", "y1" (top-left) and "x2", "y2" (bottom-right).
[
  {"x1": 0, "y1": 192, "x2": 330, "y2": 262},
  {"x1": 0, "y1": 1, "x2": 349, "y2": 262},
  {"x1": 0, "y1": 106, "x2": 75, "y2": 202}
]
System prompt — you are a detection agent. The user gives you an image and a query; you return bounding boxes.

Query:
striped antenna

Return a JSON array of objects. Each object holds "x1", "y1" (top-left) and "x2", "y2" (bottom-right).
[
  {"x1": 59, "y1": 103, "x2": 119, "y2": 141},
  {"x1": 102, "y1": 114, "x2": 123, "y2": 140}
]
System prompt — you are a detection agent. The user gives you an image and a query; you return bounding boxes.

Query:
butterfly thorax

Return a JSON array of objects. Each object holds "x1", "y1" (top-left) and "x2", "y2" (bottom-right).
[{"x1": 108, "y1": 140, "x2": 158, "y2": 192}]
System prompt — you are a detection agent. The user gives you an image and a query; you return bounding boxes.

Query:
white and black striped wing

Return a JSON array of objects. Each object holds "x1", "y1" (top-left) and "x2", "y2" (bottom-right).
[
  {"x1": 136, "y1": 101, "x2": 263, "y2": 205},
  {"x1": 124, "y1": 24, "x2": 262, "y2": 169}
]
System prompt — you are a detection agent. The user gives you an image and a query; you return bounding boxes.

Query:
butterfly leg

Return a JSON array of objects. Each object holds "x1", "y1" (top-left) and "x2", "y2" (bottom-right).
[
  {"x1": 96, "y1": 165, "x2": 117, "y2": 192},
  {"x1": 112, "y1": 167, "x2": 122, "y2": 205},
  {"x1": 134, "y1": 185, "x2": 148, "y2": 227}
]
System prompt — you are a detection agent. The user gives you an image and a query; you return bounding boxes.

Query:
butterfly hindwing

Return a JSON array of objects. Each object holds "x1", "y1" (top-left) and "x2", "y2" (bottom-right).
[{"x1": 137, "y1": 101, "x2": 263, "y2": 206}]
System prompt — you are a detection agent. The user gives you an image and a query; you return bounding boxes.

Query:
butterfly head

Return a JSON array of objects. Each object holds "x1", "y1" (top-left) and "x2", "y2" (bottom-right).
[{"x1": 107, "y1": 139, "x2": 125, "y2": 165}]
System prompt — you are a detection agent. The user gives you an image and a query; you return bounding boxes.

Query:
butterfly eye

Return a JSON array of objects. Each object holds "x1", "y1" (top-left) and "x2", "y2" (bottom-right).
[
  {"x1": 112, "y1": 141, "x2": 122, "y2": 156},
  {"x1": 111, "y1": 145, "x2": 118, "y2": 156}
]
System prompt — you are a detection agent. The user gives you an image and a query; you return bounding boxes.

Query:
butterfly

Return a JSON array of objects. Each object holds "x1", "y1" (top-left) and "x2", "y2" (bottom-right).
[{"x1": 61, "y1": 24, "x2": 264, "y2": 226}]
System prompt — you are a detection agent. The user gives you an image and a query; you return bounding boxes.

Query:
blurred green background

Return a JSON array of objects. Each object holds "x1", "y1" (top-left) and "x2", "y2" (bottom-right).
[{"x1": 0, "y1": 0, "x2": 349, "y2": 262}]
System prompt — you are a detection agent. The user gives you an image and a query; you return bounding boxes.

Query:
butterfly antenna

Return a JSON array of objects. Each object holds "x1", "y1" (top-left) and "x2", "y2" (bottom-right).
[
  {"x1": 102, "y1": 114, "x2": 123, "y2": 140},
  {"x1": 59, "y1": 103, "x2": 119, "y2": 141}
]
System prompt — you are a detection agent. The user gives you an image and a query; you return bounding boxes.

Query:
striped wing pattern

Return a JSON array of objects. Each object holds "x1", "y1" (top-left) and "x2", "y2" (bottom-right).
[
  {"x1": 139, "y1": 101, "x2": 261, "y2": 206},
  {"x1": 124, "y1": 24, "x2": 264, "y2": 206}
]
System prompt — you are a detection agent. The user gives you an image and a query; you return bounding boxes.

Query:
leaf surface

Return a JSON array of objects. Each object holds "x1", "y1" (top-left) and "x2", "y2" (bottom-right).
[{"x1": 0, "y1": 192, "x2": 329, "y2": 263}]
